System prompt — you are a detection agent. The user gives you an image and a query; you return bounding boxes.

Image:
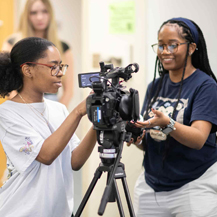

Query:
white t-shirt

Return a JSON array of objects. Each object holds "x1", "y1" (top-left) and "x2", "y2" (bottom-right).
[{"x1": 0, "y1": 99, "x2": 80, "y2": 217}]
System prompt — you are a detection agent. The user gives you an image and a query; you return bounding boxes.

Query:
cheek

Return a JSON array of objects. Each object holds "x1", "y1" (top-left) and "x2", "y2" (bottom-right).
[
  {"x1": 37, "y1": 78, "x2": 52, "y2": 91},
  {"x1": 29, "y1": 16, "x2": 35, "y2": 25},
  {"x1": 175, "y1": 53, "x2": 187, "y2": 66},
  {"x1": 45, "y1": 14, "x2": 50, "y2": 24}
]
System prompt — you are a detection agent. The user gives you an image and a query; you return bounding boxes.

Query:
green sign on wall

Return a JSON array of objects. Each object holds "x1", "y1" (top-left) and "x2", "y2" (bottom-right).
[{"x1": 109, "y1": 1, "x2": 135, "y2": 34}]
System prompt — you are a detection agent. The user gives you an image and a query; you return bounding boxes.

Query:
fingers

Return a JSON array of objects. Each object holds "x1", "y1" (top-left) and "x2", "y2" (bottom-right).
[
  {"x1": 133, "y1": 120, "x2": 152, "y2": 128},
  {"x1": 135, "y1": 130, "x2": 146, "y2": 145},
  {"x1": 126, "y1": 138, "x2": 134, "y2": 146},
  {"x1": 126, "y1": 130, "x2": 146, "y2": 147},
  {"x1": 151, "y1": 108, "x2": 161, "y2": 117}
]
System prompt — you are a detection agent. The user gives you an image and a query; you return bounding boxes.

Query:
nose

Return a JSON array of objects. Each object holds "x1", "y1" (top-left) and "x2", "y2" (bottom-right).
[
  {"x1": 55, "y1": 68, "x2": 63, "y2": 77},
  {"x1": 36, "y1": 12, "x2": 44, "y2": 20}
]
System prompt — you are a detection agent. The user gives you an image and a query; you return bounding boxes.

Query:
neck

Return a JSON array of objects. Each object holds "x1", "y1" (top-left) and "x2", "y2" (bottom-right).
[
  {"x1": 17, "y1": 91, "x2": 44, "y2": 103},
  {"x1": 169, "y1": 62, "x2": 196, "y2": 83},
  {"x1": 34, "y1": 30, "x2": 46, "y2": 38}
]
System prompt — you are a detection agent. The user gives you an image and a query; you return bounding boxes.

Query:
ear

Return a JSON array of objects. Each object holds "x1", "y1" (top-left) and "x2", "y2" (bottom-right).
[
  {"x1": 21, "y1": 65, "x2": 33, "y2": 78},
  {"x1": 189, "y1": 42, "x2": 197, "y2": 56}
]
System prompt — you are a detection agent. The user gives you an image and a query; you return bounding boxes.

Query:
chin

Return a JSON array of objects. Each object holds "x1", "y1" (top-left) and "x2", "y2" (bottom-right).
[
  {"x1": 162, "y1": 64, "x2": 175, "y2": 71},
  {"x1": 44, "y1": 89, "x2": 58, "y2": 94},
  {"x1": 35, "y1": 26, "x2": 47, "y2": 31}
]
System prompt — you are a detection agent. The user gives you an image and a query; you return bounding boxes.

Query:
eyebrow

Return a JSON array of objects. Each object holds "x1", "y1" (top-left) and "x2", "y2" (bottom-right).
[
  {"x1": 48, "y1": 60, "x2": 62, "y2": 64},
  {"x1": 158, "y1": 39, "x2": 180, "y2": 42}
]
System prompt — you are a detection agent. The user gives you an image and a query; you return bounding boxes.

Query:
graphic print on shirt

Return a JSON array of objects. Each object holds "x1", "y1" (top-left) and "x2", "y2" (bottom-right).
[
  {"x1": 19, "y1": 137, "x2": 34, "y2": 155},
  {"x1": 147, "y1": 96, "x2": 188, "y2": 141}
]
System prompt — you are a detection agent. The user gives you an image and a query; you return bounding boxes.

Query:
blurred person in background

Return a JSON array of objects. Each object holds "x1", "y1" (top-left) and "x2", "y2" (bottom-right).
[{"x1": 2, "y1": 0, "x2": 74, "y2": 108}]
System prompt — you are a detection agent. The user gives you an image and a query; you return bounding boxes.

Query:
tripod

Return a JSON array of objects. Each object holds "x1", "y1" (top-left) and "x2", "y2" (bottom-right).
[{"x1": 75, "y1": 139, "x2": 135, "y2": 217}]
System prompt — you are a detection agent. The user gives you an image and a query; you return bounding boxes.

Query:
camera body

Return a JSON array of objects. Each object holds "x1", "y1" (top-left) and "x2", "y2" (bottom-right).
[{"x1": 78, "y1": 62, "x2": 142, "y2": 149}]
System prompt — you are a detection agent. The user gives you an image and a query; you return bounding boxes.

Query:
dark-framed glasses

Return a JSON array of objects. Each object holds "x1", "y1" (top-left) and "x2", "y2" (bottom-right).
[
  {"x1": 151, "y1": 42, "x2": 189, "y2": 54},
  {"x1": 20, "y1": 62, "x2": 69, "y2": 76}
]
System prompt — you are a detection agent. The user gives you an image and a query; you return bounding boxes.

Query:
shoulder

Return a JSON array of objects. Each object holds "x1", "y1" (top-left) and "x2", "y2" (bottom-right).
[
  {"x1": 60, "y1": 41, "x2": 70, "y2": 53},
  {"x1": 0, "y1": 101, "x2": 26, "y2": 127},
  {"x1": 5, "y1": 33, "x2": 22, "y2": 46},
  {"x1": 194, "y1": 69, "x2": 215, "y2": 81},
  {"x1": 147, "y1": 74, "x2": 167, "y2": 90},
  {"x1": 188, "y1": 70, "x2": 217, "y2": 101},
  {"x1": 0, "y1": 100, "x2": 14, "y2": 112},
  {"x1": 192, "y1": 69, "x2": 217, "y2": 88},
  {"x1": 44, "y1": 98, "x2": 68, "y2": 114}
]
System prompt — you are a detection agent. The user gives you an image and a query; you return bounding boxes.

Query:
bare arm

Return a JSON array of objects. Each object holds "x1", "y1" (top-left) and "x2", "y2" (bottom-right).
[
  {"x1": 71, "y1": 126, "x2": 97, "y2": 170},
  {"x1": 134, "y1": 108, "x2": 212, "y2": 150},
  {"x1": 59, "y1": 49, "x2": 74, "y2": 107},
  {"x1": 36, "y1": 99, "x2": 87, "y2": 165},
  {"x1": 169, "y1": 120, "x2": 211, "y2": 150}
]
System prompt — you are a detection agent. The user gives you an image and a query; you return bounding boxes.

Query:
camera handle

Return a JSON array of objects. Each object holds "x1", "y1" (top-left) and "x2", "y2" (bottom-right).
[{"x1": 74, "y1": 139, "x2": 135, "y2": 217}]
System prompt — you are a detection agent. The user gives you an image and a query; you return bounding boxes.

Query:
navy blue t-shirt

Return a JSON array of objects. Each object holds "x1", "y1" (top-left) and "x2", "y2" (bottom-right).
[{"x1": 141, "y1": 69, "x2": 217, "y2": 192}]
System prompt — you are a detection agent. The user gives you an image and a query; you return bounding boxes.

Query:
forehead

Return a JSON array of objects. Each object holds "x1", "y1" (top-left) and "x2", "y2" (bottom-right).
[
  {"x1": 39, "y1": 46, "x2": 61, "y2": 63},
  {"x1": 158, "y1": 24, "x2": 184, "y2": 41},
  {"x1": 30, "y1": 0, "x2": 47, "y2": 11}
]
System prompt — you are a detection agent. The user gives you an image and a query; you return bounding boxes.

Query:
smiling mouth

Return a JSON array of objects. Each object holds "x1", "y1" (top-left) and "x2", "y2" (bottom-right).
[{"x1": 162, "y1": 58, "x2": 174, "y2": 62}]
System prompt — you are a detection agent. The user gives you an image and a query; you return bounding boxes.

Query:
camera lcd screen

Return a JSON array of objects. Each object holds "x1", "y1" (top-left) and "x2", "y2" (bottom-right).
[{"x1": 78, "y1": 72, "x2": 100, "y2": 88}]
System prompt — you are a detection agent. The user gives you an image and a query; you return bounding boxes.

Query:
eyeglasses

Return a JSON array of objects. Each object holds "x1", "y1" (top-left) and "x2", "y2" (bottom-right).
[
  {"x1": 151, "y1": 42, "x2": 189, "y2": 54},
  {"x1": 20, "y1": 62, "x2": 68, "y2": 76}
]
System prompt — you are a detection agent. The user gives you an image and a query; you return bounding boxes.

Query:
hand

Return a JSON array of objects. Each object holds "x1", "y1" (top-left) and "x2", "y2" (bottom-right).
[
  {"x1": 76, "y1": 91, "x2": 94, "y2": 117},
  {"x1": 133, "y1": 108, "x2": 170, "y2": 129},
  {"x1": 127, "y1": 130, "x2": 146, "y2": 146}
]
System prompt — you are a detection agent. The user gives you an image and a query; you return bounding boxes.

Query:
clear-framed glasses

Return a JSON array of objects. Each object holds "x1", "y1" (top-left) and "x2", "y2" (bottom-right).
[
  {"x1": 20, "y1": 62, "x2": 68, "y2": 76},
  {"x1": 151, "y1": 42, "x2": 189, "y2": 54}
]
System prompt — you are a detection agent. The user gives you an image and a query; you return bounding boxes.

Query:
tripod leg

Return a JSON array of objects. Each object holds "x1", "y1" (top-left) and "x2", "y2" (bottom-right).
[
  {"x1": 75, "y1": 169, "x2": 102, "y2": 217},
  {"x1": 121, "y1": 177, "x2": 136, "y2": 217},
  {"x1": 113, "y1": 179, "x2": 125, "y2": 217}
]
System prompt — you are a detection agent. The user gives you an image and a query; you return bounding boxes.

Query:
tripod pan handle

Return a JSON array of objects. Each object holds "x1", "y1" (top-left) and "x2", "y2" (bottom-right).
[{"x1": 98, "y1": 186, "x2": 111, "y2": 215}]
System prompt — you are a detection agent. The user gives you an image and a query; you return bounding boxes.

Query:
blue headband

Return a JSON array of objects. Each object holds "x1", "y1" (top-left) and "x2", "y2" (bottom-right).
[{"x1": 168, "y1": 17, "x2": 199, "y2": 45}]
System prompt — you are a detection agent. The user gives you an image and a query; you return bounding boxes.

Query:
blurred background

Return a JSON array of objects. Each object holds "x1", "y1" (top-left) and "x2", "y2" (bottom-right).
[{"x1": 0, "y1": 0, "x2": 217, "y2": 216}]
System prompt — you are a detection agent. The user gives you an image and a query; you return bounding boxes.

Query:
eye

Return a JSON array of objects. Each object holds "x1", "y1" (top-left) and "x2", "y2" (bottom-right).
[
  {"x1": 158, "y1": 44, "x2": 164, "y2": 50},
  {"x1": 59, "y1": 64, "x2": 63, "y2": 70},
  {"x1": 51, "y1": 65, "x2": 58, "y2": 70},
  {"x1": 42, "y1": 10, "x2": 48, "y2": 14},
  {"x1": 30, "y1": 11, "x2": 37, "y2": 15},
  {"x1": 168, "y1": 43, "x2": 178, "y2": 50}
]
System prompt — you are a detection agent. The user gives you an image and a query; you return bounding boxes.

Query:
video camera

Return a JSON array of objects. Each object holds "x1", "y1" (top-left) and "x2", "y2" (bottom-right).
[{"x1": 78, "y1": 62, "x2": 142, "y2": 153}]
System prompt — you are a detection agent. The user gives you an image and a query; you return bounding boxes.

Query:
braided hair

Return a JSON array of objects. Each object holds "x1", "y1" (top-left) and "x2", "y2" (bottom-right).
[
  {"x1": 0, "y1": 37, "x2": 55, "y2": 98},
  {"x1": 143, "y1": 18, "x2": 217, "y2": 154}
]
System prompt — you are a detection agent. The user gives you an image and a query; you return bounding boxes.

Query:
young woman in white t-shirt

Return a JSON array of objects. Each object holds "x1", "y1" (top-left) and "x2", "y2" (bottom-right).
[{"x1": 0, "y1": 37, "x2": 96, "y2": 217}]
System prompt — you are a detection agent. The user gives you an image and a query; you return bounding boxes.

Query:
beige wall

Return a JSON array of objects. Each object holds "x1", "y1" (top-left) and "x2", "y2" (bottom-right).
[{"x1": 80, "y1": 0, "x2": 145, "y2": 216}]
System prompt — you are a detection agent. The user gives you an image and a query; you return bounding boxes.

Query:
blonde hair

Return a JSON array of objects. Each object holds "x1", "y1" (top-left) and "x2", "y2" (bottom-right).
[{"x1": 15, "y1": 0, "x2": 63, "y2": 54}]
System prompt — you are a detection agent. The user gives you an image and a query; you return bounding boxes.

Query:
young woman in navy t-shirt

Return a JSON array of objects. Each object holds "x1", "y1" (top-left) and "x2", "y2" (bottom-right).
[{"x1": 129, "y1": 17, "x2": 217, "y2": 216}]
